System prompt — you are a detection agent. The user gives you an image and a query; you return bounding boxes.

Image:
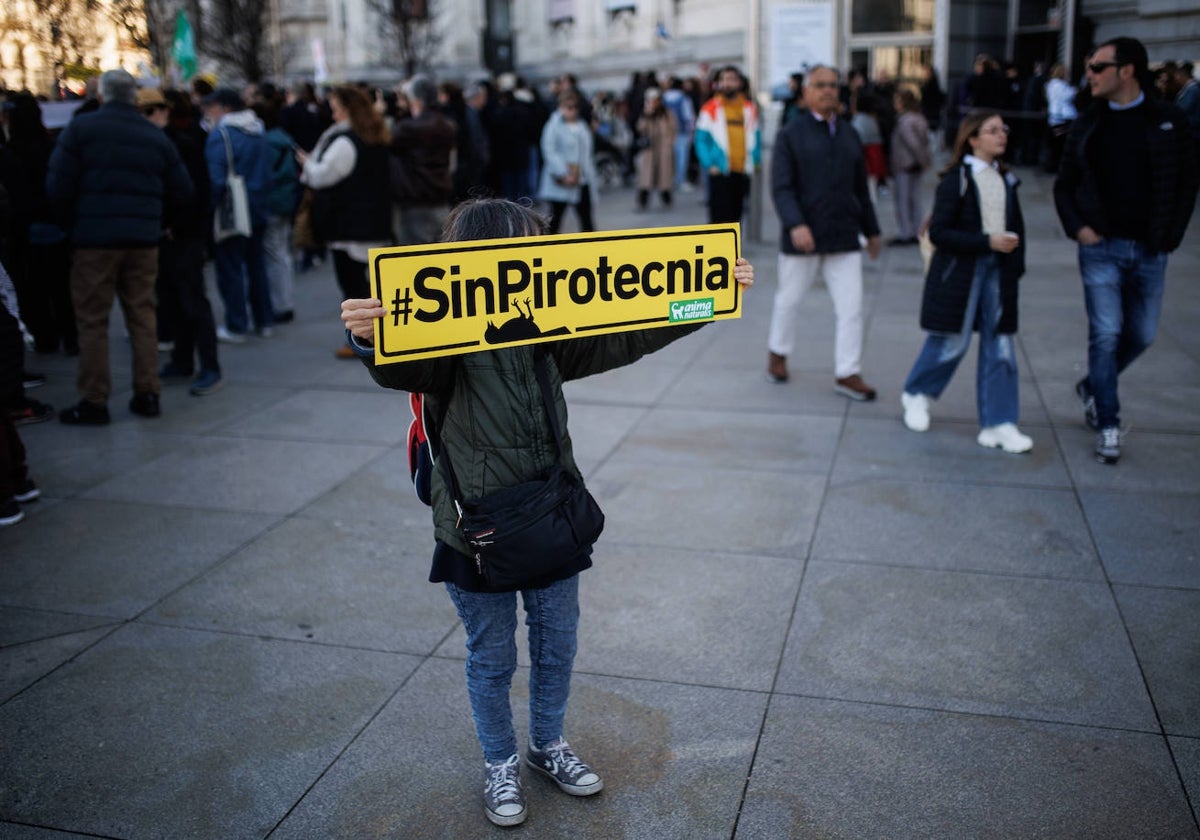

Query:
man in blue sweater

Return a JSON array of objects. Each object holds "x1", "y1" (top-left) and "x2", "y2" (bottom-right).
[
  {"x1": 1054, "y1": 38, "x2": 1198, "y2": 464},
  {"x1": 47, "y1": 69, "x2": 193, "y2": 425}
]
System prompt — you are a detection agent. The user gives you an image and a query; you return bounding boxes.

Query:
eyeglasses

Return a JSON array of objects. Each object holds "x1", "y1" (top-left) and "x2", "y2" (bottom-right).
[
  {"x1": 978, "y1": 124, "x2": 1010, "y2": 136},
  {"x1": 808, "y1": 81, "x2": 838, "y2": 89},
  {"x1": 1087, "y1": 61, "x2": 1121, "y2": 74}
]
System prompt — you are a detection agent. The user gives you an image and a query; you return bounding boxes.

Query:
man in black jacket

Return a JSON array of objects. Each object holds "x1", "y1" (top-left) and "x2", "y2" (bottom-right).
[
  {"x1": 767, "y1": 65, "x2": 882, "y2": 401},
  {"x1": 46, "y1": 69, "x2": 193, "y2": 425},
  {"x1": 1054, "y1": 37, "x2": 1198, "y2": 464},
  {"x1": 392, "y1": 74, "x2": 456, "y2": 246}
]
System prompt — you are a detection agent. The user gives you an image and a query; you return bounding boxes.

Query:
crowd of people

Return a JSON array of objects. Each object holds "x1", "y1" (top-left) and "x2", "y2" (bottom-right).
[{"x1": 0, "y1": 35, "x2": 1196, "y2": 830}]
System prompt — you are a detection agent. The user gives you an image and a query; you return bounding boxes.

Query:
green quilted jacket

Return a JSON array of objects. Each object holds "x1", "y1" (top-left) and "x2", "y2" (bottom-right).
[{"x1": 364, "y1": 324, "x2": 703, "y2": 556}]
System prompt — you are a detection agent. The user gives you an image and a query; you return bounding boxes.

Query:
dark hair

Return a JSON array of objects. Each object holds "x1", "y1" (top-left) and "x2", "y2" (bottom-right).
[
  {"x1": 253, "y1": 100, "x2": 281, "y2": 130},
  {"x1": 441, "y1": 198, "x2": 547, "y2": 243},
  {"x1": 941, "y1": 110, "x2": 1008, "y2": 176},
  {"x1": 896, "y1": 88, "x2": 920, "y2": 112},
  {"x1": 1099, "y1": 36, "x2": 1153, "y2": 92}
]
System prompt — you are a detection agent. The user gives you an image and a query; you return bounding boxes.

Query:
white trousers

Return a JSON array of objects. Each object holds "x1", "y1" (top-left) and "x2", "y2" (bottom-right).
[{"x1": 768, "y1": 250, "x2": 865, "y2": 379}]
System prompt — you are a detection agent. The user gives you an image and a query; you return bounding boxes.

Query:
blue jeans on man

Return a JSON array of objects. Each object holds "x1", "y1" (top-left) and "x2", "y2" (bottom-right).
[
  {"x1": 445, "y1": 574, "x2": 579, "y2": 762},
  {"x1": 214, "y1": 225, "x2": 273, "y2": 335},
  {"x1": 904, "y1": 255, "x2": 1019, "y2": 427},
  {"x1": 1078, "y1": 238, "x2": 1166, "y2": 429}
]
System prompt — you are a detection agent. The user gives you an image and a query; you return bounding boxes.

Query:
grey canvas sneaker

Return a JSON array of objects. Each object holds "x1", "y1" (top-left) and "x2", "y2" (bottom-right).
[
  {"x1": 525, "y1": 737, "x2": 603, "y2": 796},
  {"x1": 483, "y1": 753, "x2": 526, "y2": 826},
  {"x1": 1095, "y1": 426, "x2": 1122, "y2": 465}
]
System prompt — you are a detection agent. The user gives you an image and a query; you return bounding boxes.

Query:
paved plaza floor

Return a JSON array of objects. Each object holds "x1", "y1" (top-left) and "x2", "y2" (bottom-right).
[{"x1": 2, "y1": 170, "x2": 1198, "y2": 839}]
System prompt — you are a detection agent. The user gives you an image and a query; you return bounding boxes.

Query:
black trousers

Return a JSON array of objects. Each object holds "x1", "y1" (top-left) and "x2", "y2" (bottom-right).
[
  {"x1": 548, "y1": 186, "x2": 595, "y2": 234},
  {"x1": 160, "y1": 236, "x2": 220, "y2": 374},
  {"x1": 708, "y1": 173, "x2": 750, "y2": 224},
  {"x1": 333, "y1": 249, "x2": 371, "y2": 301}
]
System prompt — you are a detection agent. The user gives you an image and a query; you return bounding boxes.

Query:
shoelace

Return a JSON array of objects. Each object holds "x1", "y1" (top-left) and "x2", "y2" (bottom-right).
[
  {"x1": 486, "y1": 755, "x2": 521, "y2": 801},
  {"x1": 1101, "y1": 427, "x2": 1122, "y2": 447},
  {"x1": 544, "y1": 740, "x2": 587, "y2": 776}
]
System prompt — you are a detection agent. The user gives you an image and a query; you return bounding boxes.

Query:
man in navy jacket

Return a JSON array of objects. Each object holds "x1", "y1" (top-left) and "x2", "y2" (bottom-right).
[
  {"x1": 767, "y1": 65, "x2": 882, "y2": 401},
  {"x1": 47, "y1": 69, "x2": 193, "y2": 425}
]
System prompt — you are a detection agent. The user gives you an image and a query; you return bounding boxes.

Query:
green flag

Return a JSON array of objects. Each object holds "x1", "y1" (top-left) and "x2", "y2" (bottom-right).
[{"x1": 172, "y1": 11, "x2": 197, "y2": 81}]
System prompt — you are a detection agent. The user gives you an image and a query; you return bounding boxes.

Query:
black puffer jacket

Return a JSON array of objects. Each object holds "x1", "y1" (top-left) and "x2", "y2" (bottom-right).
[
  {"x1": 921, "y1": 163, "x2": 1025, "y2": 335},
  {"x1": 46, "y1": 101, "x2": 193, "y2": 248},
  {"x1": 1054, "y1": 97, "x2": 1198, "y2": 253},
  {"x1": 771, "y1": 111, "x2": 880, "y2": 254}
]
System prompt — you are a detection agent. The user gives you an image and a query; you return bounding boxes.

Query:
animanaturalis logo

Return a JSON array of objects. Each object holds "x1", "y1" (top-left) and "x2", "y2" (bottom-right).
[{"x1": 669, "y1": 297, "x2": 715, "y2": 323}]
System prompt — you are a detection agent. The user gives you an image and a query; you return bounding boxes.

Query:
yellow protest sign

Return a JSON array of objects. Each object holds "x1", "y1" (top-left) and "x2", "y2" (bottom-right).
[{"x1": 370, "y1": 223, "x2": 741, "y2": 364}]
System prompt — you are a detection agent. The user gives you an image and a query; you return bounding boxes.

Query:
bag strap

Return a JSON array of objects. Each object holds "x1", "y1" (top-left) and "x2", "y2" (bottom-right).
[
  {"x1": 220, "y1": 128, "x2": 238, "y2": 177},
  {"x1": 434, "y1": 350, "x2": 565, "y2": 517}
]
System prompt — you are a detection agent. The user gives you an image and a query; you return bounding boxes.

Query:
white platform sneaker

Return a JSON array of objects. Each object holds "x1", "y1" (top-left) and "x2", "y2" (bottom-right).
[{"x1": 977, "y1": 423, "x2": 1033, "y2": 454}]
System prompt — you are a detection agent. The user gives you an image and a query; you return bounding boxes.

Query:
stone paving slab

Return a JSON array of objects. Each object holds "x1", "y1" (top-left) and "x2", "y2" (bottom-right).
[
  {"x1": 776, "y1": 561, "x2": 1157, "y2": 730},
  {"x1": 831, "y1": 416, "x2": 1073, "y2": 488},
  {"x1": 1079, "y1": 490, "x2": 1200, "y2": 588},
  {"x1": 147, "y1": 517, "x2": 459, "y2": 655},
  {"x1": 218, "y1": 389, "x2": 410, "y2": 445},
  {"x1": 436, "y1": 543, "x2": 802, "y2": 691},
  {"x1": 1172, "y1": 736, "x2": 1200, "y2": 826},
  {"x1": 1114, "y1": 585, "x2": 1200, "y2": 737},
  {"x1": 735, "y1": 695, "x2": 1198, "y2": 839},
  {"x1": 811, "y1": 480, "x2": 1103, "y2": 580},
  {"x1": 14, "y1": 424, "x2": 184, "y2": 497},
  {"x1": 0, "y1": 499, "x2": 273, "y2": 617},
  {"x1": 586, "y1": 461, "x2": 825, "y2": 556},
  {"x1": 0, "y1": 605, "x2": 118, "y2": 647},
  {"x1": 0, "y1": 623, "x2": 115, "y2": 704},
  {"x1": 0, "y1": 623, "x2": 418, "y2": 839},
  {"x1": 273, "y1": 657, "x2": 767, "y2": 840},
  {"x1": 605, "y1": 406, "x2": 843, "y2": 476},
  {"x1": 1056, "y1": 428, "x2": 1200, "y2": 494},
  {"x1": 81, "y1": 437, "x2": 387, "y2": 515}
]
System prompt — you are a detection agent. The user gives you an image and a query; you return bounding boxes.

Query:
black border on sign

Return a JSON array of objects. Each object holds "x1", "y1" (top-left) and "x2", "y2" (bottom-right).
[{"x1": 371, "y1": 225, "x2": 741, "y2": 359}]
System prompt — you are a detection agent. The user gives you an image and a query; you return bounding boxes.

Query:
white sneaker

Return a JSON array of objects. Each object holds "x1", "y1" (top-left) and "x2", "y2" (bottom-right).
[
  {"x1": 901, "y1": 392, "x2": 931, "y2": 432},
  {"x1": 977, "y1": 423, "x2": 1033, "y2": 454},
  {"x1": 216, "y1": 326, "x2": 247, "y2": 344}
]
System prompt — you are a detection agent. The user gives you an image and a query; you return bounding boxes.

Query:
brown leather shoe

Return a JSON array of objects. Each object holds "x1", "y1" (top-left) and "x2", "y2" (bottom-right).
[
  {"x1": 767, "y1": 352, "x2": 789, "y2": 383},
  {"x1": 334, "y1": 345, "x2": 357, "y2": 360},
  {"x1": 835, "y1": 374, "x2": 877, "y2": 401}
]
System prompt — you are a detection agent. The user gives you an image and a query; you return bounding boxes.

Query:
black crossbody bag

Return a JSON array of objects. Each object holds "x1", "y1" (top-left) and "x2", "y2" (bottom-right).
[{"x1": 433, "y1": 353, "x2": 605, "y2": 590}]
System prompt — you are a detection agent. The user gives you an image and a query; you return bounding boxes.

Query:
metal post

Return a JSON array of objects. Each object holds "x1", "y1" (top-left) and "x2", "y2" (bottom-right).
[{"x1": 747, "y1": 0, "x2": 763, "y2": 242}]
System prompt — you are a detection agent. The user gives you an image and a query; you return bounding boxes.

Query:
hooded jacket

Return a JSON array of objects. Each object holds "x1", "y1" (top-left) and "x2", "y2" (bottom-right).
[{"x1": 204, "y1": 109, "x2": 272, "y2": 227}]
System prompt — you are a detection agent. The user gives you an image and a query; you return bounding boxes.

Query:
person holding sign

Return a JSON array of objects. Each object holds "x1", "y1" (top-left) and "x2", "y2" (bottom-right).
[{"x1": 341, "y1": 198, "x2": 754, "y2": 827}]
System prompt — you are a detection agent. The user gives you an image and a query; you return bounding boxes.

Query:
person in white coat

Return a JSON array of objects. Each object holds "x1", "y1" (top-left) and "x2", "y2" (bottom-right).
[{"x1": 537, "y1": 92, "x2": 596, "y2": 234}]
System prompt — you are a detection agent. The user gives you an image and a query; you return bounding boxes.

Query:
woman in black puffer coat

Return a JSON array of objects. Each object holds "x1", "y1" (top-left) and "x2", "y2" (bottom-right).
[{"x1": 900, "y1": 111, "x2": 1033, "y2": 454}]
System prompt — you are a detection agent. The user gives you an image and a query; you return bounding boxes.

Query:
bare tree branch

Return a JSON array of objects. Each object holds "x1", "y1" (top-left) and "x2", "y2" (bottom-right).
[
  {"x1": 202, "y1": 0, "x2": 269, "y2": 83},
  {"x1": 366, "y1": 0, "x2": 441, "y2": 77}
]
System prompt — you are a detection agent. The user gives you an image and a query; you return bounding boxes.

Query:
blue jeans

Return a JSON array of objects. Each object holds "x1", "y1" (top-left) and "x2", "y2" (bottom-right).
[
  {"x1": 673, "y1": 133, "x2": 692, "y2": 187},
  {"x1": 446, "y1": 574, "x2": 580, "y2": 762},
  {"x1": 214, "y1": 225, "x2": 273, "y2": 334},
  {"x1": 1079, "y1": 238, "x2": 1166, "y2": 428},
  {"x1": 904, "y1": 254, "x2": 1019, "y2": 428}
]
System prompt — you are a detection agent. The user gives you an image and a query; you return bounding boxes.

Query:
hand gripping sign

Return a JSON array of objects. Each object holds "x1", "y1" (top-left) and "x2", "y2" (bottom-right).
[{"x1": 370, "y1": 223, "x2": 741, "y2": 364}]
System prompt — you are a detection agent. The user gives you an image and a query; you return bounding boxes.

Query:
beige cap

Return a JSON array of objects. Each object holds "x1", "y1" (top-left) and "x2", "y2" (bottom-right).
[{"x1": 136, "y1": 87, "x2": 167, "y2": 108}]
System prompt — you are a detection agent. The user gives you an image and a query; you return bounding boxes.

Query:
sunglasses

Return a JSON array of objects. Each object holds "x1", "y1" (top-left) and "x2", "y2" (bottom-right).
[
  {"x1": 1087, "y1": 61, "x2": 1121, "y2": 74},
  {"x1": 141, "y1": 105, "x2": 168, "y2": 115}
]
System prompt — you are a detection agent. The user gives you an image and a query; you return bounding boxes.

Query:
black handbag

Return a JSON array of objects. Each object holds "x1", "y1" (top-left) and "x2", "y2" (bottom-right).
[{"x1": 434, "y1": 352, "x2": 605, "y2": 590}]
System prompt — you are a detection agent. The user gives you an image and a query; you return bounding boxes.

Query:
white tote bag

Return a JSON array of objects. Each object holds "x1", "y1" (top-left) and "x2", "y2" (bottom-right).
[{"x1": 213, "y1": 128, "x2": 252, "y2": 242}]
